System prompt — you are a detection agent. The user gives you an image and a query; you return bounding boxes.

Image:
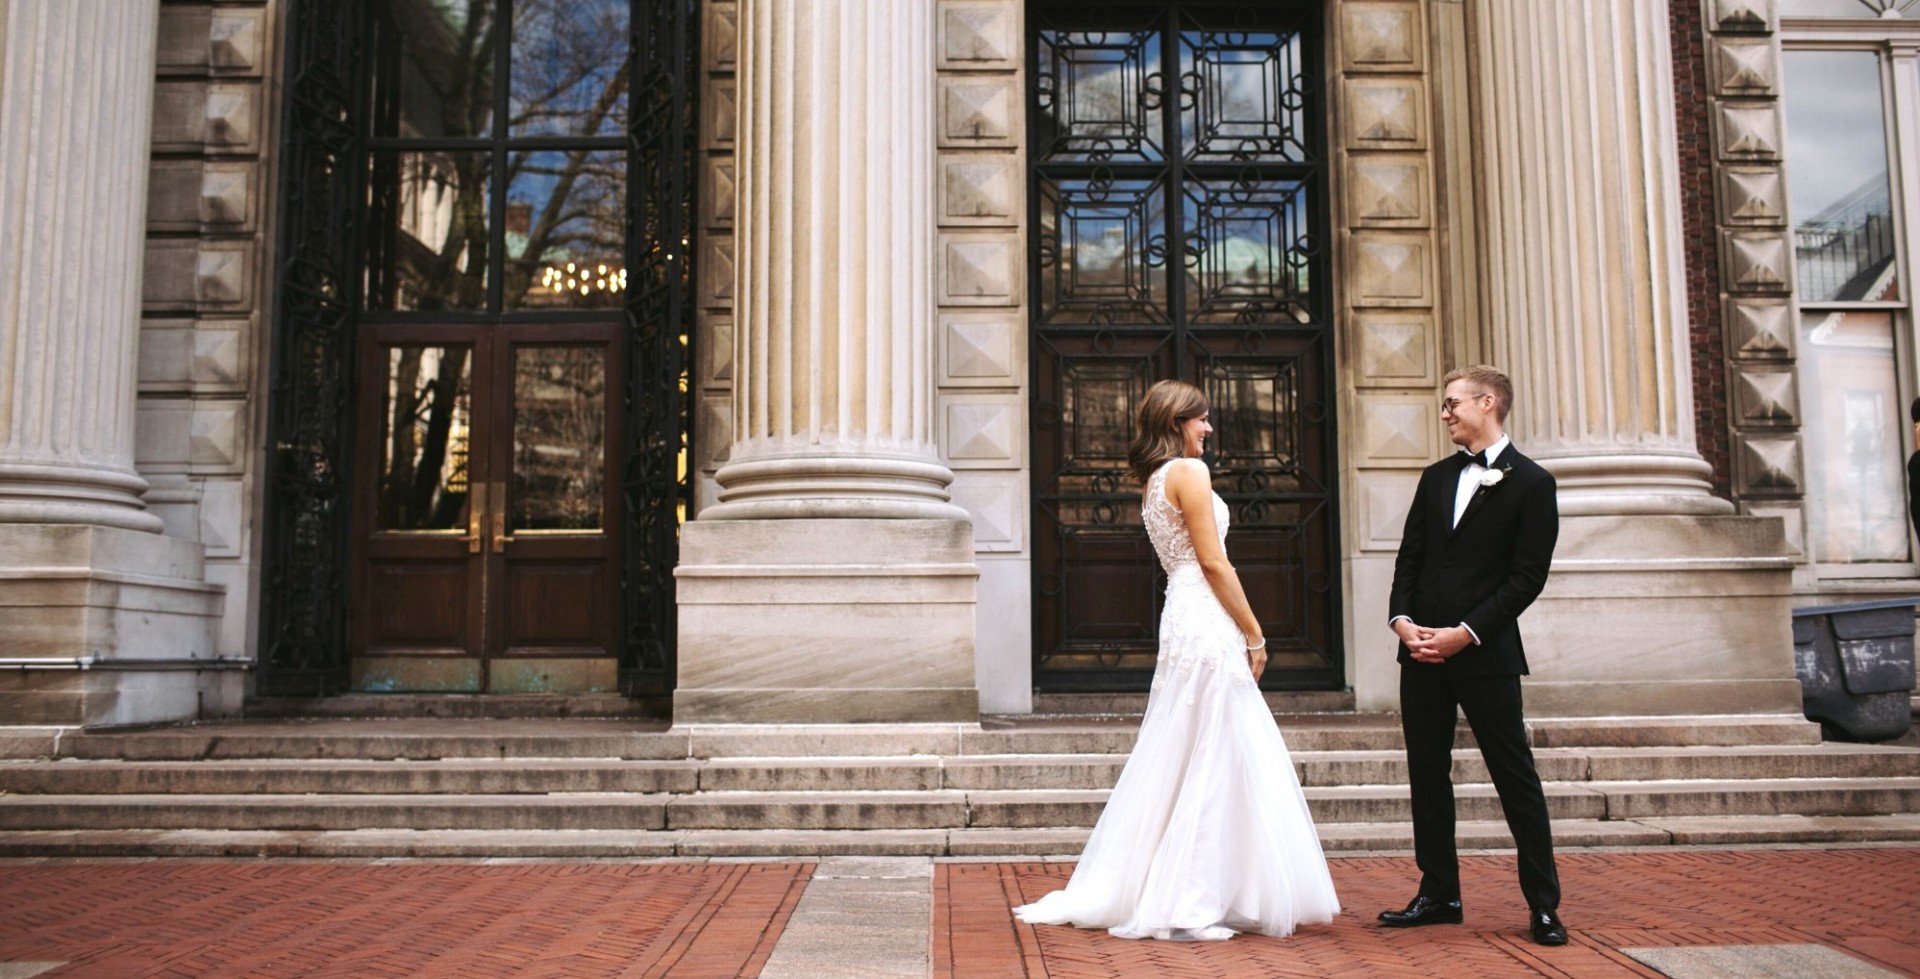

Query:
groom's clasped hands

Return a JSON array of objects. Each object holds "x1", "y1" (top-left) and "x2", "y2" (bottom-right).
[{"x1": 1391, "y1": 619, "x2": 1472, "y2": 664}]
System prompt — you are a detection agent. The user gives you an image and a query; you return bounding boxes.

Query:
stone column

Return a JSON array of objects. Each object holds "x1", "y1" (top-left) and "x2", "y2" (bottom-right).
[
  {"x1": 1462, "y1": 0, "x2": 1799, "y2": 716},
  {"x1": 706, "y1": 0, "x2": 967, "y2": 522},
  {"x1": 0, "y1": 0, "x2": 164, "y2": 532},
  {"x1": 0, "y1": 0, "x2": 225, "y2": 727},
  {"x1": 1475, "y1": 0, "x2": 1728, "y2": 517},
  {"x1": 673, "y1": 0, "x2": 979, "y2": 723}
]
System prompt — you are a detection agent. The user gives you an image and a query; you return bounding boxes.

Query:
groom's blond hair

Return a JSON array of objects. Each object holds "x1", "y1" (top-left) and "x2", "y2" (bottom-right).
[{"x1": 1443, "y1": 365, "x2": 1513, "y2": 422}]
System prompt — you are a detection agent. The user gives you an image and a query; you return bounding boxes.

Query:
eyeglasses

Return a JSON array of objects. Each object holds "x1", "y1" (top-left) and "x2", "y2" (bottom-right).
[{"x1": 1440, "y1": 393, "x2": 1489, "y2": 414}]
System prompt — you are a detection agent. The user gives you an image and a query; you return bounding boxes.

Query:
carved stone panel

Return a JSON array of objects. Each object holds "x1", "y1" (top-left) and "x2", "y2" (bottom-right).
[
  {"x1": 150, "y1": 81, "x2": 259, "y2": 153},
  {"x1": 940, "y1": 234, "x2": 1019, "y2": 305},
  {"x1": 938, "y1": 1, "x2": 1018, "y2": 70},
  {"x1": 1358, "y1": 396, "x2": 1435, "y2": 463},
  {"x1": 1712, "y1": 102, "x2": 1782, "y2": 161},
  {"x1": 1717, "y1": 166, "x2": 1785, "y2": 228},
  {"x1": 943, "y1": 396, "x2": 1019, "y2": 466},
  {"x1": 1345, "y1": 78, "x2": 1427, "y2": 149},
  {"x1": 1354, "y1": 313, "x2": 1433, "y2": 385},
  {"x1": 1712, "y1": 39, "x2": 1779, "y2": 98},
  {"x1": 1731, "y1": 366, "x2": 1797, "y2": 426},
  {"x1": 1347, "y1": 156, "x2": 1429, "y2": 227},
  {"x1": 1347, "y1": 232, "x2": 1433, "y2": 307},
  {"x1": 1725, "y1": 299, "x2": 1794, "y2": 358},
  {"x1": 940, "y1": 77, "x2": 1018, "y2": 146},
  {"x1": 1341, "y1": 2, "x2": 1423, "y2": 73},
  {"x1": 941, "y1": 156, "x2": 1018, "y2": 225},
  {"x1": 941, "y1": 314, "x2": 1017, "y2": 385},
  {"x1": 1712, "y1": 0, "x2": 1776, "y2": 34},
  {"x1": 1735, "y1": 432, "x2": 1802, "y2": 495},
  {"x1": 1721, "y1": 232, "x2": 1792, "y2": 294}
]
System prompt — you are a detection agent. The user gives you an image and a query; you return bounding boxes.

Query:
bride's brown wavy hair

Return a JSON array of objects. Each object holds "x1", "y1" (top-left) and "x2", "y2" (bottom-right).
[{"x1": 1127, "y1": 379, "x2": 1209, "y2": 484}]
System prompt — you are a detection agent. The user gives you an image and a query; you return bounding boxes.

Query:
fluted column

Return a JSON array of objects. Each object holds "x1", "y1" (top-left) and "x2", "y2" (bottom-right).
[
  {"x1": 706, "y1": 0, "x2": 967, "y2": 521},
  {"x1": 0, "y1": 0, "x2": 163, "y2": 532},
  {"x1": 1474, "y1": 0, "x2": 1731, "y2": 516}
]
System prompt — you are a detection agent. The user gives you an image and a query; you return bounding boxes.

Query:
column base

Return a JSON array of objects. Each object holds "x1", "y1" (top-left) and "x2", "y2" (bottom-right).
[
  {"x1": 1519, "y1": 513, "x2": 1801, "y2": 715},
  {"x1": 673, "y1": 519, "x2": 980, "y2": 723},
  {"x1": 0, "y1": 524, "x2": 233, "y2": 727}
]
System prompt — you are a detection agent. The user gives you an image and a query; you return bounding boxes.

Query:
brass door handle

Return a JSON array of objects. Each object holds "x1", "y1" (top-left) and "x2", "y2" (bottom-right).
[
  {"x1": 465, "y1": 482, "x2": 486, "y2": 554},
  {"x1": 490, "y1": 480, "x2": 513, "y2": 553}
]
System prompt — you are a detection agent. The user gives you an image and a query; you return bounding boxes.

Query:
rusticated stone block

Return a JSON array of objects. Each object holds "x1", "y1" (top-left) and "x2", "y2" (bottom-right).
[
  {"x1": 1347, "y1": 156, "x2": 1428, "y2": 227},
  {"x1": 1712, "y1": 102, "x2": 1781, "y2": 161},
  {"x1": 941, "y1": 157, "x2": 1017, "y2": 225},
  {"x1": 942, "y1": 316, "x2": 1016, "y2": 383},
  {"x1": 1712, "y1": 39, "x2": 1778, "y2": 97},
  {"x1": 1718, "y1": 167, "x2": 1784, "y2": 227},
  {"x1": 1731, "y1": 367, "x2": 1797, "y2": 425},
  {"x1": 944, "y1": 398, "x2": 1018, "y2": 465},
  {"x1": 938, "y1": 2, "x2": 1018, "y2": 69},
  {"x1": 1347, "y1": 232, "x2": 1432, "y2": 307},
  {"x1": 1721, "y1": 232, "x2": 1791, "y2": 294},
  {"x1": 150, "y1": 81, "x2": 259, "y2": 153},
  {"x1": 1712, "y1": 0, "x2": 1776, "y2": 33},
  {"x1": 1724, "y1": 299, "x2": 1794, "y2": 358},
  {"x1": 940, "y1": 78, "x2": 1017, "y2": 145},
  {"x1": 940, "y1": 235, "x2": 1018, "y2": 305},
  {"x1": 1736, "y1": 433, "x2": 1802, "y2": 495},
  {"x1": 1345, "y1": 78, "x2": 1426, "y2": 148},
  {"x1": 1341, "y1": 2, "x2": 1423, "y2": 71}
]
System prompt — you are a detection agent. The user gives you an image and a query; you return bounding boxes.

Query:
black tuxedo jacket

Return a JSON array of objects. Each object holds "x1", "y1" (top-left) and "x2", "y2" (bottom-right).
[{"x1": 1389, "y1": 445, "x2": 1558, "y2": 676}]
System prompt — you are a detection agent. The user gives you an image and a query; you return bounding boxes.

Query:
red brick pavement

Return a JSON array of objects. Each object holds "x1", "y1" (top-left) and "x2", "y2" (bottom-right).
[
  {"x1": 936, "y1": 849, "x2": 1920, "y2": 978},
  {"x1": 0, "y1": 861, "x2": 812, "y2": 979}
]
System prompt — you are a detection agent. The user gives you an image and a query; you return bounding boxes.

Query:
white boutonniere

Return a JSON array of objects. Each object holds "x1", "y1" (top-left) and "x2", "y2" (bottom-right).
[{"x1": 1478, "y1": 466, "x2": 1509, "y2": 489}]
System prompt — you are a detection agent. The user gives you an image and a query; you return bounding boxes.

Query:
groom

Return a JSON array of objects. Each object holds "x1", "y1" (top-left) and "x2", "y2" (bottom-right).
[{"x1": 1379, "y1": 365, "x2": 1566, "y2": 947}]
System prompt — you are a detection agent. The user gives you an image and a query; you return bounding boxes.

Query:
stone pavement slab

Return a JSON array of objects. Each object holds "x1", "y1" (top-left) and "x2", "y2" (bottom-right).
[{"x1": 1621, "y1": 944, "x2": 1905, "y2": 978}]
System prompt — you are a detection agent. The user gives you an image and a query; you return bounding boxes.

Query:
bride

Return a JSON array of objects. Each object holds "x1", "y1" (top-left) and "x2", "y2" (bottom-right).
[{"x1": 1014, "y1": 379, "x2": 1340, "y2": 941}]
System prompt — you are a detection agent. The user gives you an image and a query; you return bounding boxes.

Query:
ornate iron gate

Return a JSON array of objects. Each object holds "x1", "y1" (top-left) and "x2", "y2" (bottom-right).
[
  {"x1": 260, "y1": 0, "x2": 697, "y2": 697},
  {"x1": 1027, "y1": 1, "x2": 1340, "y2": 692}
]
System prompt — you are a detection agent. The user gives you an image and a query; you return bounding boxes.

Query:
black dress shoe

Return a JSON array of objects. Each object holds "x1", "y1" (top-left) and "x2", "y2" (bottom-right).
[
  {"x1": 1377, "y1": 895, "x2": 1464, "y2": 927},
  {"x1": 1529, "y1": 908, "x2": 1568, "y2": 946}
]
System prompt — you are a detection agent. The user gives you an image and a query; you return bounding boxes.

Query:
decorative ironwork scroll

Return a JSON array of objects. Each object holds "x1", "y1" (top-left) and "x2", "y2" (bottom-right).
[
  {"x1": 621, "y1": 0, "x2": 698, "y2": 697},
  {"x1": 259, "y1": 0, "x2": 369, "y2": 694},
  {"x1": 1029, "y1": 1, "x2": 1339, "y2": 692}
]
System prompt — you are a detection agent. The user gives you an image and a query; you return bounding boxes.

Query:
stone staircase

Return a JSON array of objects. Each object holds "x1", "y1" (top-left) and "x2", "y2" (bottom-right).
[{"x1": 1, "y1": 713, "x2": 1918, "y2": 858}]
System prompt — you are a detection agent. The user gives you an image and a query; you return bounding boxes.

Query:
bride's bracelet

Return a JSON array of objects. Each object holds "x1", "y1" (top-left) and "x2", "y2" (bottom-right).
[{"x1": 1245, "y1": 637, "x2": 1267, "y2": 651}]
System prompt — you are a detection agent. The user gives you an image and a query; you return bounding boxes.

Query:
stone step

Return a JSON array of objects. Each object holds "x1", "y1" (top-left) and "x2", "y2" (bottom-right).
[
  {"x1": 2, "y1": 814, "x2": 1917, "y2": 859},
  {"x1": 12, "y1": 744, "x2": 1909, "y2": 796},
  {"x1": 36, "y1": 714, "x2": 1824, "y2": 763},
  {"x1": 0, "y1": 794, "x2": 676, "y2": 832},
  {"x1": 1589, "y1": 777, "x2": 1920, "y2": 820}
]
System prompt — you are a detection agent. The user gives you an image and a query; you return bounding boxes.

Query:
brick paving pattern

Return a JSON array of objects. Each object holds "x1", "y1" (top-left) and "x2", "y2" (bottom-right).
[
  {"x1": 0, "y1": 861, "x2": 811, "y2": 979},
  {"x1": 937, "y1": 848, "x2": 1920, "y2": 978}
]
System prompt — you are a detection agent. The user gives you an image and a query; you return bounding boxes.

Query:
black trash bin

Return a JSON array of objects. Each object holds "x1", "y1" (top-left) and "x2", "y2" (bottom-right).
[{"x1": 1791, "y1": 598, "x2": 1918, "y2": 742}]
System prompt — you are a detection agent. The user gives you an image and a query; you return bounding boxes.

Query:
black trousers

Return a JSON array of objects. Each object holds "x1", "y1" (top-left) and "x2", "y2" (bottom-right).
[{"x1": 1399, "y1": 666, "x2": 1560, "y2": 911}]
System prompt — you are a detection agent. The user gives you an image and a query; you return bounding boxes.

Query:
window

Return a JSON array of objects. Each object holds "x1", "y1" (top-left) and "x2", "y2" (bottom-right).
[
  {"x1": 1782, "y1": 27, "x2": 1919, "y2": 573},
  {"x1": 364, "y1": 0, "x2": 631, "y2": 314}
]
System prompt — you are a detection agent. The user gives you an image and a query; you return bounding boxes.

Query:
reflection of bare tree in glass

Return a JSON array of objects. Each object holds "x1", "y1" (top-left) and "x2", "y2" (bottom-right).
[
  {"x1": 505, "y1": 0, "x2": 629, "y2": 307},
  {"x1": 514, "y1": 350, "x2": 605, "y2": 530},
  {"x1": 381, "y1": 348, "x2": 471, "y2": 530},
  {"x1": 379, "y1": 0, "x2": 496, "y2": 310}
]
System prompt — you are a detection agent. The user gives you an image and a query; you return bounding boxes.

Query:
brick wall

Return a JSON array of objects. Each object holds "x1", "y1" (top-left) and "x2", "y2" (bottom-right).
[{"x1": 1669, "y1": 0, "x2": 1733, "y2": 499}]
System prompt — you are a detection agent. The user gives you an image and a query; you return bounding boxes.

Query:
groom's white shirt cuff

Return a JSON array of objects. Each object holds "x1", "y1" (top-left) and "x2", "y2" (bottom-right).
[{"x1": 1389, "y1": 615, "x2": 1482, "y2": 645}]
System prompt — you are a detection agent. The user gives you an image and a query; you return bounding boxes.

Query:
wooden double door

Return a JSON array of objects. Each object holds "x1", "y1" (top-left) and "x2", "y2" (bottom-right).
[{"x1": 350, "y1": 323, "x2": 623, "y2": 693}]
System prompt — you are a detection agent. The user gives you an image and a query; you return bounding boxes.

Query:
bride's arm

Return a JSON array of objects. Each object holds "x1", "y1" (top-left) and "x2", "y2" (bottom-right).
[{"x1": 1164, "y1": 458, "x2": 1267, "y2": 679}]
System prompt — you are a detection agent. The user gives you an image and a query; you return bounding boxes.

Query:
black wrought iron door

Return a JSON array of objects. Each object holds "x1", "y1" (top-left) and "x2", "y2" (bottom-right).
[
  {"x1": 261, "y1": 0, "x2": 695, "y2": 698},
  {"x1": 1028, "y1": 1, "x2": 1339, "y2": 692}
]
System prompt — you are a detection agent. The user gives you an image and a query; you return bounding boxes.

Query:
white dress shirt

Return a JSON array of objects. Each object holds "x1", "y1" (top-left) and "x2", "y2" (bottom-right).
[
  {"x1": 1454, "y1": 435, "x2": 1511, "y2": 528},
  {"x1": 1390, "y1": 435, "x2": 1511, "y2": 648}
]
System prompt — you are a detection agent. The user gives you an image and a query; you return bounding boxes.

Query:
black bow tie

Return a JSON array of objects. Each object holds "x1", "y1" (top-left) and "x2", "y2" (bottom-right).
[{"x1": 1463, "y1": 449, "x2": 1490, "y2": 469}]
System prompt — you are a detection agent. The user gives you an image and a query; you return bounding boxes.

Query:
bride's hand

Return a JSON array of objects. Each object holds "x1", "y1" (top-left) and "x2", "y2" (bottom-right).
[{"x1": 1247, "y1": 645, "x2": 1267, "y2": 681}]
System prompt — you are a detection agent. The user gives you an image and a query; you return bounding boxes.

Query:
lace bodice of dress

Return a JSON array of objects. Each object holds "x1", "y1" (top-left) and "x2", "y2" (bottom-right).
[{"x1": 1143, "y1": 460, "x2": 1228, "y2": 576}]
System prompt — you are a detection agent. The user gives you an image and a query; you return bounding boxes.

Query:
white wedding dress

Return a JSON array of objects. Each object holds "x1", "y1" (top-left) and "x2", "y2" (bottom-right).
[{"x1": 1014, "y1": 458, "x2": 1340, "y2": 941}]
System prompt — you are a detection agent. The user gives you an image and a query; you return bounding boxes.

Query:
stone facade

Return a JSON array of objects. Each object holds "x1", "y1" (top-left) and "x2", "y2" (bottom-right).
[{"x1": 0, "y1": 0, "x2": 1902, "y2": 727}]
